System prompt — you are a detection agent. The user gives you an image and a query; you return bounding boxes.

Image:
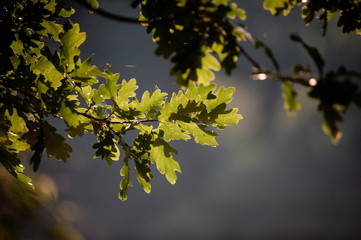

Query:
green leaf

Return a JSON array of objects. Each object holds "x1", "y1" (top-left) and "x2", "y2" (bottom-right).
[
  {"x1": 185, "y1": 82, "x2": 217, "y2": 102},
  {"x1": 59, "y1": 101, "x2": 81, "y2": 128},
  {"x1": 5, "y1": 134, "x2": 29, "y2": 153},
  {"x1": 134, "y1": 89, "x2": 167, "y2": 113},
  {"x1": 159, "y1": 122, "x2": 191, "y2": 141},
  {"x1": 86, "y1": 0, "x2": 99, "y2": 10},
  {"x1": 263, "y1": 0, "x2": 287, "y2": 15},
  {"x1": 104, "y1": 66, "x2": 121, "y2": 99},
  {"x1": 322, "y1": 108, "x2": 343, "y2": 144},
  {"x1": 42, "y1": 121, "x2": 72, "y2": 161},
  {"x1": 31, "y1": 57, "x2": 63, "y2": 88},
  {"x1": 119, "y1": 154, "x2": 131, "y2": 201},
  {"x1": 70, "y1": 55, "x2": 101, "y2": 86},
  {"x1": 208, "y1": 104, "x2": 243, "y2": 126},
  {"x1": 149, "y1": 138, "x2": 181, "y2": 184},
  {"x1": 5, "y1": 108, "x2": 27, "y2": 133},
  {"x1": 159, "y1": 91, "x2": 188, "y2": 121},
  {"x1": 134, "y1": 155, "x2": 152, "y2": 193},
  {"x1": 93, "y1": 130, "x2": 119, "y2": 166},
  {"x1": 60, "y1": 20, "x2": 86, "y2": 72},
  {"x1": 0, "y1": 146, "x2": 33, "y2": 188},
  {"x1": 196, "y1": 51, "x2": 221, "y2": 85},
  {"x1": 41, "y1": 20, "x2": 63, "y2": 41},
  {"x1": 204, "y1": 86, "x2": 235, "y2": 110},
  {"x1": 177, "y1": 121, "x2": 219, "y2": 146},
  {"x1": 115, "y1": 78, "x2": 138, "y2": 108},
  {"x1": 263, "y1": 0, "x2": 296, "y2": 15},
  {"x1": 92, "y1": 84, "x2": 111, "y2": 105},
  {"x1": 281, "y1": 81, "x2": 301, "y2": 116},
  {"x1": 228, "y1": 3, "x2": 246, "y2": 20}
]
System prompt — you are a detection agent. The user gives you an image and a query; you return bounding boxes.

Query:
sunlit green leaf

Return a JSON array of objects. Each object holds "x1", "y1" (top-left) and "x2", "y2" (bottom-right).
[
  {"x1": 134, "y1": 89, "x2": 167, "y2": 113},
  {"x1": 204, "y1": 86, "x2": 235, "y2": 110},
  {"x1": 177, "y1": 121, "x2": 219, "y2": 146},
  {"x1": 60, "y1": 20, "x2": 86, "y2": 72},
  {"x1": 119, "y1": 154, "x2": 131, "y2": 201},
  {"x1": 115, "y1": 78, "x2": 138, "y2": 108},
  {"x1": 159, "y1": 122, "x2": 191, "y2": 141},
  {"x1": 0, "y1": 146, "x2": 33, "y2": 188},
  {"x1": 41, "y1": 20, "x2": 63, "y2": 41},
  {"x1": 149, "y1": 138, "x2": 181, "y2": 184}
]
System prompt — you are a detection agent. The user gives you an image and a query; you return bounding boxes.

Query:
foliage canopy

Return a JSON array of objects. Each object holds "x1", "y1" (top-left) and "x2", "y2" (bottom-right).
[{"x1": 0, "y1": 0, "x2": 360, "y2": 200}]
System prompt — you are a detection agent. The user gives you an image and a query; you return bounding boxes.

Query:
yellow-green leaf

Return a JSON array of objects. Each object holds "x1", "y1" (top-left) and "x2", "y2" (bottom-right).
[
  {"x1": 159, "y1": 122, "x2": 191, "y2": 141},
  {"x1": 60, "y1": 21, "x2": 86, "y2": 72},
  {"x1": 177, "y1": 121, "x2": 219, "y2": 146},
  {"x1": 149, "y1": 138, "x2": 181, "y2": 184}
]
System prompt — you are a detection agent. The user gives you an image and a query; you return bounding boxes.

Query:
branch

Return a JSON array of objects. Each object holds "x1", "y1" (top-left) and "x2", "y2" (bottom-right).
[
  {"x1": 233, "y1": 24, "x2": 317, "y2": 86},
  {"x1": 74, "y1": 1, "x2": 319, "y2": 88},
  {"x1": 76, "y1": 111, "x2": 159, "y2": 125},
  {"x1": 75, "y1": 0, "x2": 146, "y2": 24},
  {"x1": 238, "y1": 45, "x2": 263, "y2": 69}
]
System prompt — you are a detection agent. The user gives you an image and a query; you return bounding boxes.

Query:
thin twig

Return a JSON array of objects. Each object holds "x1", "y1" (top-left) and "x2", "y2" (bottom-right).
[
  {"x1": 76, "y1": 111, "x2": 159, "y2": 124},
  {"x1": 75, "y1": 0, "x2": 147, "y2": 24}
]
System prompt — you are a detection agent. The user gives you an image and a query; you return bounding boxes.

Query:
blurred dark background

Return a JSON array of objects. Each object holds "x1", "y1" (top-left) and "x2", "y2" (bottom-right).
[{"x1": 16, "y1": 0, "x2": 361, "y2": 239}]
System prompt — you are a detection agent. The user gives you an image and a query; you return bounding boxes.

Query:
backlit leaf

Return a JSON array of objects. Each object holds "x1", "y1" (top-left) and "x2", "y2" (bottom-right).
[
  {"x1": 42, "y1": 121, "x2": 72, "y2": 161},
  {"x1": 281, "y1": 81, "x2": 301, "y2": 116},
  {"x1": 177, "y1": 121, "x2": 219, "y2": 146},
  {"x1": 119, "y1": 154, "x2": 131, "y2": 201},
  {"x1": 149, "y1": 138, "x2": 181, "y2": 184},
  {"x1": 159, "y1": 122, "x2": 191, "y2": 141},
  {"x1": 60, "y1": 20, "x2": 86, "y2": 72},
  {"x1": 0, "y1": 146, "x2": 33, "y2": 188}
]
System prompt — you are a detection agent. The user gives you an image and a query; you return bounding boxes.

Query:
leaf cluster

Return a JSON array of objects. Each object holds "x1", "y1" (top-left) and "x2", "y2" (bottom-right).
[
  {"x1": 1, "y1": 0, "x2": 361, "y2": 201},
  {"x1": 0, "y1": 0, "x2": 241, "y2": 200},
  {"x1": 136, "y1": 0, "x2": 246, "y2": 86},
  {"x1": 263, "y1": 0, "x2": 361, "y2": 36}
]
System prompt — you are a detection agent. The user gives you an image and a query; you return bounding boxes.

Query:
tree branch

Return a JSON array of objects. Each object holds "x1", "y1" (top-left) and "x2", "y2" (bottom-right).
[
  {"x1": 76, "y1": 111, "x2": 159, "y2": 125},
  {"x1": 75, "y1": 0, "x2": 146, "y2": 24},
  {"x1": 74, "y1": 1, "x2": 318, "y2": 88}
]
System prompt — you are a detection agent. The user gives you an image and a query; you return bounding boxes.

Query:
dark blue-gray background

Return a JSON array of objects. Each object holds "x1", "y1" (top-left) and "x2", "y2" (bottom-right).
[{"x1": 40, "y1": 1, "x2": 361, "y2": 239}]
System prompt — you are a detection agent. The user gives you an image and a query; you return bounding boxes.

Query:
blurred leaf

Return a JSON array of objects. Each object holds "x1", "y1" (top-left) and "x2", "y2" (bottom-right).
[
  {"x1": 86, "y1": 0, "x2": 99, "y2": 10},
  {"x1": 263, "y1": 0, "x2": 287, "y2": 15},
  {"x1": 290, "y1": 34, "x2": 324, "y2": 75},
  {"x1": 281, "y1": 81, "x2": 301, "y2": 116},
  {"x1": 322, "y1": 107, "x2": 343, "y2": 144}
]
